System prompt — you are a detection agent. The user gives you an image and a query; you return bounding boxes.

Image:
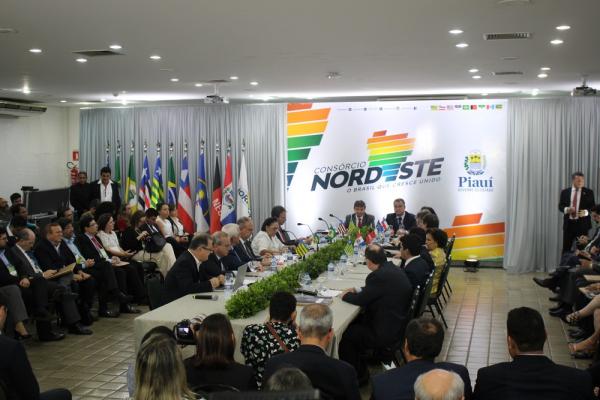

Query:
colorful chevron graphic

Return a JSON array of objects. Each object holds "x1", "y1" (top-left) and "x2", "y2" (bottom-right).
[
  {"x1": 286, "y1": 103, "x2": 331, "y2": 188},
  {"x1": 445, "y1": 213, "x2": 505, "y2": 261},
  {"x1": 367, "y1": 130, "x2": 416, "y2": 182}
]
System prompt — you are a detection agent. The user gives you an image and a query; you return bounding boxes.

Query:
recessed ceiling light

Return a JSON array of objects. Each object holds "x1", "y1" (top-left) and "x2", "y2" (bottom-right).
[
  {"x1": 109, "y1": 44, "x2": 123, "y2": 50},
  {"x1": 29, "y1": 48, "x2": 42, "y2": 54},
  {"x1": 455, "y1": 43, "x2": 469, "y2": 48},
  {"x1": 540, "y1": 67, "x2": 551, "y2": 71},
  {"x1": 229, "y1": 76, "x2": 239, "y2": 80},
  {"x1": 250, "y1": 81, "x2": 259, "y2": 86},
  {"x1": 556, "y1": 25, "x2": 570, "y2": 31},
  {"x1": 481, "y1": 93, "x2": 489, "y2": 96},
  {"x1": 149, "y1": 54, "x2": 161, "y2": 60},
  {"x1": 60, "y1": 100, "x2": 67, "y2": 103},
  {"x1": 76, "y1": 58, "x2": 88, "y2": 63},
  {"x1": 537, "y1": 73, "x2": 548, "y2": 78},
  {"x1": 170, "y1": 78, "x2": 179, "y2": 82},
  {"x1": 195, "y1": 83, "x2": 203, "y2": 87},
  {"x1": 550, "y1": 39, "x2": 564, "y2": 45},
  {"x1": 449, "y1": 29, "x2": 463, "y2": 35},
  {"x1": 472, "y1": 75, "x2": 482, "y2": 79},
  {"x1": 100, "y1": 98, "x2": 106, "y2": 102},
  {"x1": 532, "y1": 89, "x2": 540, "y2": 96},
  {"x1": 22, "y1": 87, "x2": 31, "y2": 94},
  {"x1": 468, "y1": 68, "x2": 479, "y2": 73}
]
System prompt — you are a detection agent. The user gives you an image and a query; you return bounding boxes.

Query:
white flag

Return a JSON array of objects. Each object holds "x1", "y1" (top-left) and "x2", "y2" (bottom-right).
[{"x1": 236, "y1": 152, "x2": 251, "y2": 218}]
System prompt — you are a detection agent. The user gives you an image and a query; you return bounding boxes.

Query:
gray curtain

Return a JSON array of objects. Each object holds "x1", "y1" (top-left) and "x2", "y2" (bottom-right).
[
  {"x1": 505, "y1": 97, "x2": 600, "y2": 272},
  {"x1": 80, "y1": 104, "x2": 287, "y2": 230}
]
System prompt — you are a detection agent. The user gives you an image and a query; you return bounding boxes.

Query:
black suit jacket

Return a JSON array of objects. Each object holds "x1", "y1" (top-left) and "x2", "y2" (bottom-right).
[
  {"x1": 221, "y1": 248, "x2": 245, "y2": 272},
  {"x1": 263, "y1": 345, "x2": 360, "y2": 400},
  {"x1": 372, "y1": 359, "x2": 472, "y2": 400},
  {"x1": 385, "y1": 212, "x2": 417, "y2": 232},
  {"x1": 342, "y1": 263, "x2": 412, "y2": 345},
  {"x1": 5, "y1": 246, "x2": 41, "y2": 280},
  {"x1": 344, "y1": 213, "x2": 375, "y2": 229},
  {"x1": 164, "y1": 250, "x2": 213, "y2": 302},
  {"x1": 90, "y1": 180, "x2": 121, "y2": 209},
  {"x1": 184, "y1": 358, "x2": 257, "y2": 391},
  {"x1": 275, "y1": 228, "x2": 298, "y2": 246},
  {"x1": 473, "y1": 355, "x2": 593, "y2": 400},
  {"x1": 75, "y1": 234, "x2": 107, "y2": 263},
  {"x1": 0, "y1": 255, "x2": 19, "y2": 286},
  {"x1": 559, "y1": 187, "x2": 595, "y2": 231},
  {"x1": 403, "y1": 256, "x2": 430, "y2": 289},
  {"x1": 34, "y1": 239, "x2": 77, "y2": 272},
  {"x1": 69, "y1": 182, "x2": 91, "y2": 214},
  {"x1": 200, "y1": 253, "x2": 226, "y2": 278},
  {"x1": 0, "y1": 334, "x2": 41, "y2": 400},
  {"x1": 235, "y1": 239, "x2": 259, "y2": 262}
]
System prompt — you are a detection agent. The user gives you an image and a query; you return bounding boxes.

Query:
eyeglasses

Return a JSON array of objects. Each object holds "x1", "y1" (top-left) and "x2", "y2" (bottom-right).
[{"x1": 200, "y1": 246, "x2": 213, "y2": 252}]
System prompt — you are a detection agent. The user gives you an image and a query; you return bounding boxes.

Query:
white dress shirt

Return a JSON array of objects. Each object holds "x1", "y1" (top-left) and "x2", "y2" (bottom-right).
[
  {"x1": 565, "y1": 186, "x2": 589, "y2": 219},
  {"x1": 99, "y1": 180, "x2": 113, "y2": 203},
  {"x1": 251, "y1": 231, "x2": 285, "y2": 255}
]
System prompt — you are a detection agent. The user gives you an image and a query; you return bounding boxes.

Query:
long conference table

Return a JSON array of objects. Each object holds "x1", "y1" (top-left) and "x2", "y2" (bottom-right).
[{"x1": 133, "y1": 259, "x2": 373, "y2": 362}]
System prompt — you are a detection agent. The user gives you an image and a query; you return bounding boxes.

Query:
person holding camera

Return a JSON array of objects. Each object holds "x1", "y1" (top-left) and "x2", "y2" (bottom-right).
[{"x1": 241, "y1": 291, "x2": 300, "y2": 388}]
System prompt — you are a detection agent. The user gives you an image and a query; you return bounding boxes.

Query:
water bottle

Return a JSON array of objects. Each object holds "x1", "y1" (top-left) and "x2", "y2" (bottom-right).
[
  {"x1": 327, "y1": 262, "x2": 335, "y2": 280},
  {"x1": 353, "y1": 245, "x2": 359, "y2": 263},
  {"x1": 270, "y1": 257, "x2": 277, "y2": 273},
  {"x1": 302, "y1": 272, "x2": 312, "y2": 289},
  {"x1": 224, "y1": 272, "x2": 234, "y2": 299},
  {"x1": 286, "y1": 248, "x2": 293, "y2": 264}
]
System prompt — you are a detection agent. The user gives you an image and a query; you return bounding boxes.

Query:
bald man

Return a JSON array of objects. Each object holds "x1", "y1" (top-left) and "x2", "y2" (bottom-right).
[{"x1": 414, "y1": 369, "x2": 464, "y2": 400}]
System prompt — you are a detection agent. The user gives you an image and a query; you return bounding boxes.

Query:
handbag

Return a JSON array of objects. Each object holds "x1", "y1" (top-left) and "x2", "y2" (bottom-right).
[{"x1": 145, "y1": 231, "x2": 166, "y2": 253}]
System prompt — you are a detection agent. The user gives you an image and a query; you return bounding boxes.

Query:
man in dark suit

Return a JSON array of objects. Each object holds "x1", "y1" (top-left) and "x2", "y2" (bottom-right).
[
  {"x1": 473, "y1": 307, "x2": 593, "y2": 400},
  {"x1": 386, "y1": 198, "x2": 417, "y2": 233},
  {"x1": 200, "y1": 231, "x2": 233, "y2": 277},
  {"x1": 263, "y1": 304, "x2": 361, "y2": 400},
  {"x1": 372, "y1": 317, "x2": 472, "y2": 400},
  {"x1": 271, "y1": 205, "x2": 300, "y2": 246},
  {"x1": 339, "y1": 244, "x2": 413, "y2": 382},
  {"x1": 559, "y1": 172, "x2": 596, "y2": 254},
  {"x1": 89, "y1": 166, "x2": 121, "y2": 210},
  {"x1": 0, "y1": 293, "x2": 72, "y2": 400},
  {"x1": 69, "y1": 171, "x2": 92, "y2": 218},
  {"x1": 164, "y1": 233, "x2": 224, "y2": 302},
  {"x1": 235, "y1": 217, "x2": 260, "y2": 262},
  {"x1": 400, "y1": 234, "x2": 431, "y2": 289},
  {"x1": 344, "y1": 200, "x2": 375, "y2": 229}
]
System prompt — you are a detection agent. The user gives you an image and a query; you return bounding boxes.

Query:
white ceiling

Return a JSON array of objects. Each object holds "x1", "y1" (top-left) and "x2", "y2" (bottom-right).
[{"x1": 1, "y1": 0, "x2": 599, "y2": 105}]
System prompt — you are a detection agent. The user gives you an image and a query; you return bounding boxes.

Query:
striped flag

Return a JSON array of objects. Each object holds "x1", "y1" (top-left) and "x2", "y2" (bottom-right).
[
  {"x1": 296, "y1": 242, "x2": 309, "y2": 257},
  {"x1": 221, "y1": 152, "x2": 236, "y2": 225},
  {"x1": 344, "y1": 242, "x2": 354, "y2": 256},
  {"x1": 337, "y1": 223, "x2": 348, "y2": 236},
  {"x1": 167, "y1": 153, "x2": 177, "y2": 206},
  {"x1": 125, "y1": 151, "x2": 137, "y2": 211},
  {"x1": 236, "y1": 152, "x2": 251, "y2": 218},
  {"x1": 138, "y1": 154, "x2": 151, "y2": 211},
  {"x1": 381, "y1": 218, "x2": 389, "y2": 231},
  {"x1": 209, "y1": 157, "x2": 223, "y2": 233},
  {"x1": 177, "y1": 154, "x2": 194, "y2": 233},
  {"x1": 194, "y1": 149, "x2": 210, "y2": 233},
  {"x1": 366, "y1": 230, "x2": 377, "y2": 244},
  {"x1": 150, "y1": 153, "x2": 164, "y2": 208}
]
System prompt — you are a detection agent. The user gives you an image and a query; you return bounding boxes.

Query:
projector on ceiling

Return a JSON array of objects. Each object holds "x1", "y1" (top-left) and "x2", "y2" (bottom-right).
[
  {"x1": 572, "y1": 84, "x2": 597, "y2": 97},
  {"x1": 203, "y1": 94, "x2": 228, "y2": 104}
]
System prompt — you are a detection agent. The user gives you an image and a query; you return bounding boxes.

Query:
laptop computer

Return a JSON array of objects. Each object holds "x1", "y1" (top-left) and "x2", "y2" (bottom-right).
[{"x1": 232, "y1": 263, "x2": 248, "y2": 290}]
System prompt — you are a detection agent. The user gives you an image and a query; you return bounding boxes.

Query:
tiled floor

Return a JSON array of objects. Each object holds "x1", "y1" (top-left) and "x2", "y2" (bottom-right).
[{"x1": 25, "y1": 268, "x2": 589, "y2": 399}]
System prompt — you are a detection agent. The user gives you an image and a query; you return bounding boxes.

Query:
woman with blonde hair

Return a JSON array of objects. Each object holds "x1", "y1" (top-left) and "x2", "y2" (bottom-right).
[{"x1": 134, "y1": 334, "x2": 195, "y2": 400}]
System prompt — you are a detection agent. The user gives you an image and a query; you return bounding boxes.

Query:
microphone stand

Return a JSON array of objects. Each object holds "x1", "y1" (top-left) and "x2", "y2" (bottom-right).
[
  {"x1": 329, "y1": 213, "x2": 344, "y2": 225},
  {"x1": 297, "y1": 222, "x2": 318, "y2": 251}
]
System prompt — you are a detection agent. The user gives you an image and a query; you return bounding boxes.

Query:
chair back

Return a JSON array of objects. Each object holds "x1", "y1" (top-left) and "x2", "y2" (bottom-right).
[
  {"x1": 432, "y1": 259, "x2": 451, "y2": 299},
  {"x1": 194, "y1": 383, "x2": 240, "y2": 399},
  {"x1": 415, "y1": 272, "x2": 434, "y2": 317},
  {"x1": 445, "y1": 234, "x2": 456, "y2": 259},
  {"x1": 408, "y1": 285, "x2": 421, "y2": 319},
  {"x1": 146, "y1": 273, "x2": 167, "y2": 310}
]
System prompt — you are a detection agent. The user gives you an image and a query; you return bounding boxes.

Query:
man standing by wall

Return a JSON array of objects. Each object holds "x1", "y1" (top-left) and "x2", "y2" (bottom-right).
[{"x1": 559, "y1": 172, "x2": 595, "y2": 254}]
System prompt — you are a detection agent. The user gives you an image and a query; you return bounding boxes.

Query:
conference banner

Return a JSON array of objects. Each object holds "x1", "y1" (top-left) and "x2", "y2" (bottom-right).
[{"x1": 284, "y1": 100, "x2": 507, "y2": 261}]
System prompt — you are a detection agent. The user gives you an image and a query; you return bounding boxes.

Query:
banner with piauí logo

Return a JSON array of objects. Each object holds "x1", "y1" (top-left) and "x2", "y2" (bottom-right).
[{"x1": 284, "y1": 100, "x2": 507, "y2": 261}]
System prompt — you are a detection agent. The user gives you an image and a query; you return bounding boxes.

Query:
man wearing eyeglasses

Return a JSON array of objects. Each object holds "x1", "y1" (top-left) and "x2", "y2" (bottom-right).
[{"x1": 164, "y1": 233, "x2": 224, "y2": 302}]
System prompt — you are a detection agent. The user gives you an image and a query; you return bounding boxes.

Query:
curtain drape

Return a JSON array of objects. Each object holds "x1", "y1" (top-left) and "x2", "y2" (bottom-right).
[
  {"x1": 505, "y1": 97, "x2": 600, "y2": 272},
  {"x1": 80, "y1": 104, "x2": 287, "y2": 231}
]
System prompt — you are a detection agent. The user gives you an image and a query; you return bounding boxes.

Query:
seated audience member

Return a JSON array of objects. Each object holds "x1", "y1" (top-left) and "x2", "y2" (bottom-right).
[
  {"x1": 164, "y1": 233, "x2": 224, "y2": 302},
  {"x1": 263, "y1": 304, "x2": 360, "y2": 400},
  {"x1": 156, "y1": 202, "x2": 187, "y2": 257},
  {"x1": 200, "y1": 231, "x2": 234, "y2": 278},
  {"x1": 34, "y1": 222, "x2": 95, "y2": 331},
  {"x1": 8, "y1": 228, "x2": 89, "y2": 337},
  {"x1": 426, "y1": 228, "x2": 449, "y2": 295},
  {"x1": 241, "y1": 291, "x2": 300, "y2": 387},
  {"x1": 6, "y1": 215, "x2": 28, "y2": 247},
  {"x1": 272, "y1": 205, "x2": 303, "y2": 246},
  {"x1": 83, "y1": 198, "x2": 101, "y2": 220},
  {"x1": 133, "y1": 332, "x2": 194, "y2": 400},
  {"x1": 372, "y1": 317, "x2": 472, "y2": 400},
  {"x1": 252, "y1": 217, "x2": 286, "y2": 256},
  {"x1": 121, "y1": 210, "x2": 176, "y2": 277},
  {"x1": 420, "y1": 206, "x2": 437, "y2": 215},
  {"x1": 400, "y1": 234, "x2": 431, "y2": 289},
  {"x1": 70, "y1": 171, "x2": 91, "y2": 218},
  {"x1": 10, "y1": 192, "x2": 22, "y2": 206},
  {"x1": 264, "y1": 367, "x2": 313, "y2": 392},
  {"x1": 344, "y1": 200, "x2": 375, "y2": 229},
  {"x1": 76, "y1": 215, "x2": 138, "y2": 317},
  {"x1": 416, "y1": 210, "x2": 431, "y2": 230},
  {"x1": 127, "y1": 325, "x2": 174, "y2": 396},
  {"x1": 57, "y1": 208, "x2": 74, "y2": 222},
  {"x1": 0, "y1": 293, "x2": 72, "y2": 400},
  {"x1": 339, "y1": 244, "x2": 413, "y2": 383},
  {"x1": 235, "y1": 217, "x2": 260, "y2": 262},
  {"x1": 0, "y1": 197, "x2": 10, "y2": 221},
  {"x1": 560, "y1": 291, "x2": 600, "y2": 357},
  {"x1": 168, "y1": 204, "x2": 189, "y2": 240},
  {"x1": 96, "y1": 213, "x2": 146, "y2": 304},
  {"x1": 221, "y1": 223, "x2": 263, "y2": 271},
  {"x1": 10, "y1": 203, "x2": 37, "y2": 232},
  {"x1": 386, "y1": 198, "x2": 417, "y2": 234},
  {"x1": 473, "y1": 307, "x2": 593, "y2": 400},
  {"x1": 414, "y1": 369, "x2": 464, "y2": 400},
  {"x1": 403, "y1": 227, "x2": 434, "y2": 275},
  {"x1": 0, "y1": 227, "x2": 32, "y2": 339},
  {"x1": 184, "y1": 313, "x2": 256, "y2": 391},
  {"x1": 116, "y1": 203, "x2": 132, "y2": 233},
  {"x1": 421, "y1": 213, "x2": 440, "y2": 229},
  {"x1": 90, "y1": 166, "x2": 121, "y2": 209}
]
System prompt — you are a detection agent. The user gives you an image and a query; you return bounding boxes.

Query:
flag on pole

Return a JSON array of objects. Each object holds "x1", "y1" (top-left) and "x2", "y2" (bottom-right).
[
  {"x1": 337, "y1": 223, "x2": 348, "y2": 236},
  {"x1": 209, "y1": 157, "x2": 223, "y2": 233},
  {"x1": 220, "y1": 151, "x2": 236, "y2": 225},
  {"x1": 139, "y1": 153, "x2": 151, "y2": 211},
  {"x1": 177, "y1": 153, "x2": 194, "y2": 233},
  {"x1": 366, "y1": 230, "x2": 377, "y2": 244},
  {"x1": 194, "y1": 148, "x2": 210, "y2": 233},
  {"x1": 150, "y1": 151, "x2": 164, "y2": 208},
  {"x1": 344, "y1": 241, "x2": 354, "y2": 256},
  {"x1": 113, "y1": 145, "x2": 121, "y2": 186},
  {"x1": 167, "y1": 149, "x2": 177, "y2": 206},
  {"x1": 105, "y1": 143, "x2": 110, "y2": 168},
  {"x1": 236, "y1": 151, "x2": 251, "y2": 218},
  {"x1": 125, "y1": 147, "x2": 137, "y2": 212},
  {"x1": 295, "y1": 243, "x2": 310, "y2": 257}
]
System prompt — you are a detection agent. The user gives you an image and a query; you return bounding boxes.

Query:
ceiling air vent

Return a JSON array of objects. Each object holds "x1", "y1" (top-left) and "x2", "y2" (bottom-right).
[
  {"x1": 484, "y1": 32, "x2": 532, "y2": 40},
  {"x1": 492, "y1": 71, "x2": 524, "y2": 76},
  {"x1": 73, "y1": 49, "x2": 123, "y2": 57}
]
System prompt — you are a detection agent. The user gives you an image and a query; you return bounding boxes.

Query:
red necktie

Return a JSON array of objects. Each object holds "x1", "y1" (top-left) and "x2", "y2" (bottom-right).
[
  {"x1": 572, "y1": 189, "x2": 579, "y2": 211},
  {"x1": 358, "y1": 217, "x2": 363, "y2": 228},
  {"x1": 90, "y1": 236, "x2": 102, "y2": 250}
]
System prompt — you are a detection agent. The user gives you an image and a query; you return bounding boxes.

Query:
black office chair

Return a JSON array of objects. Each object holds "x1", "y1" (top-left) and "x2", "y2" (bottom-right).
[
  {"x1": 443, "y1": 234, "x2": 456, "y2": 296},
  {"x1": 425, "y1": 259, "x2": 451, "y2": 328},
  {"x1": 193, "y1": 383, "x2": 239, "y2": 399},
  {"x1": 208, "y1": 389, "x2": 320, "y2": 400}
]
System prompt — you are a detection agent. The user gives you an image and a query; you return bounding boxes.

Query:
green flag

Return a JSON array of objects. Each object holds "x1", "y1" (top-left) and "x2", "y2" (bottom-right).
[
  {"x1": 125, "y1": 152, "x2": 137, "y2": 211},
  {"x1": 150, "y1": 154, "x2": 164, "y2": 208},
  {"x1": 167, "y1": 154, "x2": 177, "y2": 205}
]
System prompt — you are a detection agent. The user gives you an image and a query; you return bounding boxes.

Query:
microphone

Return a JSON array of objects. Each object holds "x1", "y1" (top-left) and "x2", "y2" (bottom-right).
[
  {"x1": 297, "y1": 222, "x2": 318, "y2": 250},
  {"x1": 329, "y1": 213, "x2": 344, "y2": 225},
  {"x1": 193, "y1": 294, "x2": 219, "y2": 301},
  {"x1": 318, "y1": 217, "x2": 332, "y2": 231},
  {"x1": 286, "y1": 229, "x2": 299, "y2": 240}
]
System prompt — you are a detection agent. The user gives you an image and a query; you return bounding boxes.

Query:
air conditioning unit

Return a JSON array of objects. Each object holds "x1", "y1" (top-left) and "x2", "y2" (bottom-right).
[{"x1": 0, "y1": 101, "x2": 47, "y2": 117}]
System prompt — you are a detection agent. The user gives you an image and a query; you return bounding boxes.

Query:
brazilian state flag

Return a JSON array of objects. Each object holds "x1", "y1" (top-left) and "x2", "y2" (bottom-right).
[{"x1": 150, "y1": 154, "x2": 164, "y2": 208}]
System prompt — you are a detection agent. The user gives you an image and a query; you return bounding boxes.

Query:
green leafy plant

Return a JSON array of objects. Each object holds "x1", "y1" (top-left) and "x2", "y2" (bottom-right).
[{"x1": 225, "y1": 241, "x2": 346, "y2": 319}]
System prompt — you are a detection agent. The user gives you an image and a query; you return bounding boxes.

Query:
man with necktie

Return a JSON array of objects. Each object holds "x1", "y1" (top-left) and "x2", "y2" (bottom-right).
[
  {"x1": 385, "y1": 198, "x2": 417, "y2": 234},
  {"x1": 559, "y1": 172, "x2": 596, "y2": 254},
  {"x1": 344, "y1": 200, "x2": 375, "y2": 229}
]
